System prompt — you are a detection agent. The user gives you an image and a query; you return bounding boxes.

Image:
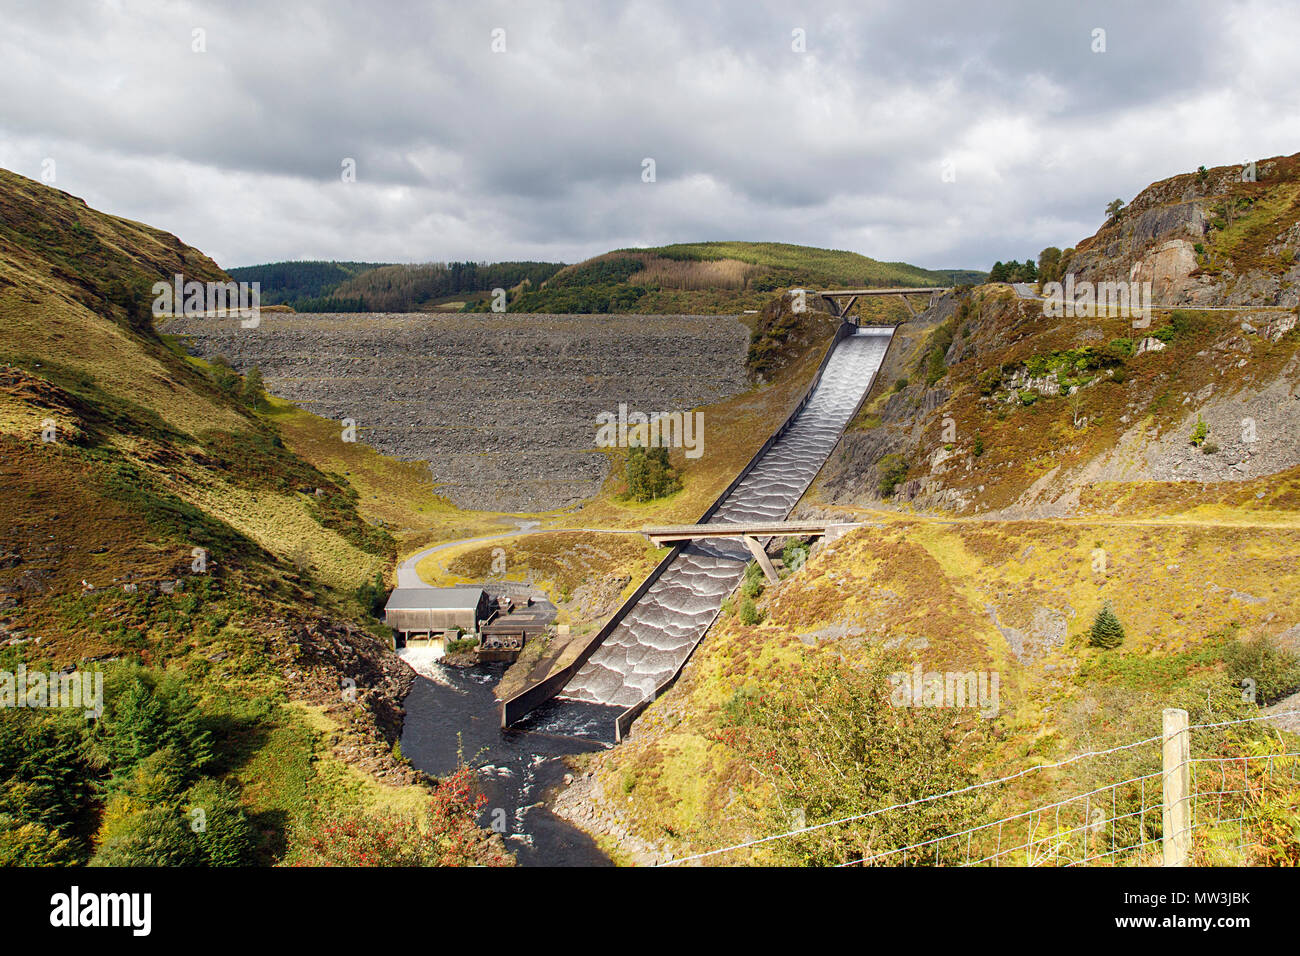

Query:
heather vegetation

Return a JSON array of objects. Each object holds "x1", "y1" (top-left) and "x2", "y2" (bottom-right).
[
  {"x1": 718, "y1": 654, "x2": 989, "y2": 865},
  {"x1": 0, "y1": 168, "x2": 501, "y2": 867}
]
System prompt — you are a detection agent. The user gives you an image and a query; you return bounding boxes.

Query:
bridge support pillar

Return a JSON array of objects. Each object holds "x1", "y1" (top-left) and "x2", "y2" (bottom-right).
[{"x1": 742, "y1": 536, "x2": 780, "y2": 584}]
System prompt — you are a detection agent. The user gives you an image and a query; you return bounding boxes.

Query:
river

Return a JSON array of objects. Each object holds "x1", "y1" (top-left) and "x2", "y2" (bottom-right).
[{"x1": 398, "y1": 660, "x2": 619, "y2": 866}]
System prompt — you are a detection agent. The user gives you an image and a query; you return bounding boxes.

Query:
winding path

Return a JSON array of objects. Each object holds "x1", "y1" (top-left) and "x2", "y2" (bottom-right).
[{"x1": 396, "y1": 525, "x2": 641, "y2": 588}]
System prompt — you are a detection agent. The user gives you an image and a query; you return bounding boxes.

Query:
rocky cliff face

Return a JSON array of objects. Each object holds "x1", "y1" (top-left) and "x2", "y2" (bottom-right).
[
  {"x1": 1069, "y1": 153, "x2": 1300, "y2": 308},
  {"x1": 811, "y1": 156, "x2": 1300, "y2": 518}
]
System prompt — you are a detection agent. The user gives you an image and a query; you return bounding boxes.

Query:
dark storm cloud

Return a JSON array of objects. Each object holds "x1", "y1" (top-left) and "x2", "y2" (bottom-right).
[{"x1": 1, "y1": 0, "x2": 1296, "y2": 269}]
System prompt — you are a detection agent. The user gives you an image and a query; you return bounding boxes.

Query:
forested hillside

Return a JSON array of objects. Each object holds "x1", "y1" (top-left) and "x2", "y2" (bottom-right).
[
  {"x1": 230, "y1": 242, "x2": 984, "y2": 316},
  {"x1": 329, "y1": 261, "x2": 564, "y2": 312},
  {"x1": 227, "y1": 260, "x2": 389, "y2": 310}
]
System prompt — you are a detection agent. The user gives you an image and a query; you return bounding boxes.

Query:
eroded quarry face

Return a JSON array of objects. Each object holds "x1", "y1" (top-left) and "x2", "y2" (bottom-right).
[{"x1": 163, "y1": 312, "x2": 750, "y2": 511}]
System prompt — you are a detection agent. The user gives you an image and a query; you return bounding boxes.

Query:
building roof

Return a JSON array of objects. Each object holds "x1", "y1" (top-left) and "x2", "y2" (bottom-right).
[{"x1": 384, "y1": 587, "x2": 485, "y2": 612}]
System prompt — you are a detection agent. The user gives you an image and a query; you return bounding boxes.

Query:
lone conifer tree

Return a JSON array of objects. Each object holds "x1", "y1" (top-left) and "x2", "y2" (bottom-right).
[{"x1": 1089, "y1": 604, "x2": 1125, "y2": 649}]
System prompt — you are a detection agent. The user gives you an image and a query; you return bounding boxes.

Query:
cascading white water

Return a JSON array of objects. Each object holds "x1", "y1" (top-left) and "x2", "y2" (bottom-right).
[
  {"x1": 554, "y1": 326, "x2": 894, "y2": 714},
  {"x1": 397, "y1": 644, "x2": 447, "y2": 681}
]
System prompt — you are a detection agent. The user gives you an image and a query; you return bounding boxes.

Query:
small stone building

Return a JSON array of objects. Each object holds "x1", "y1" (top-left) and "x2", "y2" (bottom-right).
[{"x1": 383, "y1": 587, "x2": 490, "y2": 641}]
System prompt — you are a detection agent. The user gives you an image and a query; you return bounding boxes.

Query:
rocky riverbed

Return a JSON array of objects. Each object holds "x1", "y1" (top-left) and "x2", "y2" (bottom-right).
[{"x1": 164, "y1": 312, "x2": 751, "y2": 511}]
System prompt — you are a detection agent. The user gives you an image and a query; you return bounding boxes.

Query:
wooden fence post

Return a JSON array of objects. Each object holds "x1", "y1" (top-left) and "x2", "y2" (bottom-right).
[{"x1": 1162, "y1": 708, "x2": 1191, "y2": 867}]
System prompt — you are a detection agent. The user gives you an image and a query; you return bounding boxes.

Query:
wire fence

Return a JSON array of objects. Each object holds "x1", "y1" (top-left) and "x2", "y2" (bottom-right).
[{"x1": 662, "y1": 709, "x2": 1300, "y2": 867}]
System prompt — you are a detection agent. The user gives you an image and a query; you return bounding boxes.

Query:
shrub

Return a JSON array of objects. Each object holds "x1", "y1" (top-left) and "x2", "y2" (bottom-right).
[
  {"x1": 1190, "y1": 415, "x2": 1209, "y2": 447},
  {"x1": 1107, "y1": 337, "x2": 1134, "y2": 358},
  {"x1": 1224, "y1": 637, "x2": 1300, "y2": 706},
  {"x1": 973, "y1": 434, "x2": 984, "y2": 457},
  {"x1": 0, "y1": 813, "x2": 78, "y2": 866},
  {"x1": 738, "y1": 599, "x2": 763, "y2": 626},
  {"x1": 1156, "y1": 310, "x2": 1205, "y2": 345},
  {"x1": 781, "y1": 541, "x2": 809, "y2": 573},
  {"x1": 923, "y1": 321, "x2": 955, "y2": 386},
  {"x1": 89, "y1": 669, "x2": 213, "y2": 792},
  {"x1": 208, "y1": 356, "x2": 242, "y2": 396},
  {"x1": 1089, "y1": 605, "x2": 1126, "y2": 649},
  {"x1": 287, "y1": 767, "x2": 504, "y2": 866},
  {"x1": 241, "y1": 366, "x2": 265, "y2": 410},
  {"x1": 184, "y1": 779, "x2": 257, "y2": 866},
  {"x1": 893, "y1": 377, "x2": 909, "y2": 393},
  {"x1": 91, "y1": 804, "x2": 202, "y2": 866},
  {"x1": 719, "y1": 653, "x2": 989, "y2": 865},
  {"x1": 0, "y1": 711, "x2": 97, "y2": 857},
  {"x1": 355, "y1": 572, "x2": 387, "y2": 618},
  {"x1": 877, "y1": 454, "x2": 909, "y2": 498},
  {"x1": 925, "y1": 348, "x2": 947, "y2": 386}
]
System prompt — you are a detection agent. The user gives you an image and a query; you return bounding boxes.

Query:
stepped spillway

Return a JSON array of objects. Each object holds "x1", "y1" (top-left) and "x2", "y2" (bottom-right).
[{"x1": 554, "y1": 326, "x2": 894, "y2": 714}]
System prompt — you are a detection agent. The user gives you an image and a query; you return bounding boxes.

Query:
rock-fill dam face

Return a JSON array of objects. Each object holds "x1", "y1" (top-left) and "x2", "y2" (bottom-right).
[
  {"x1": 554, "y1": 326, "x2": 894, "y2": 715},
  {"x1": 161, "y1": 312, "x2": 750, "y2": 512}
]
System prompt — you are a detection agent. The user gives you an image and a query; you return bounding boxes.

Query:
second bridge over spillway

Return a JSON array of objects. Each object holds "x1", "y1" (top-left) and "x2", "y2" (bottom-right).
[{"x1": 641, "y1": 519, "x2": 862, "y2": 584}]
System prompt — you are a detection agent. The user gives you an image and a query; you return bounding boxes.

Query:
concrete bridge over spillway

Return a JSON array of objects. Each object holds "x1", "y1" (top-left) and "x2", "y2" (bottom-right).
[
  {"x1": 502, "y1": 322, "x2": 895, "y2": 742},
  {"x1": 641, "y1": 519, "x2": 862, "y2": 583},
  {"x1": 817, "y1": 287, "x2": 949, "y2": 321}
]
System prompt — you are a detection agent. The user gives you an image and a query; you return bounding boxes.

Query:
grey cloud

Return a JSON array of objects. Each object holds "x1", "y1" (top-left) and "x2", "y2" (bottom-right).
[{"x1": 1, "y1": 0, "x2": 1295, "y2": 271}]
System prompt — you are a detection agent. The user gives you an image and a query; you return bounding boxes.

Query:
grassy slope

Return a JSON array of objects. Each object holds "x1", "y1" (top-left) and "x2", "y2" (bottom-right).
[
  {"x1": 630, "y1": 241, "x2": 981, "y2": 284},
  {"x1": 578, "y1": 507, "x2": 1300, "y2": 863},
  {"x1": 569, "y1": 169, "x2": 1300, "y2": 865},
  {"x1": 0, "y1": 169, "x2": 499, "y2": 863}
]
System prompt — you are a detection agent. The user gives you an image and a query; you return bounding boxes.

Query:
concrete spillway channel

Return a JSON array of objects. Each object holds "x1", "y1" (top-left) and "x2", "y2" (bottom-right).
[{"x1": 513, "y1": 325, "x2": 894, "y2": 741}]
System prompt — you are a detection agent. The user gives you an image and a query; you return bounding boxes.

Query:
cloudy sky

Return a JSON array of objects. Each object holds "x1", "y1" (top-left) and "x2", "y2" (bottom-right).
[{"x1": 3, "y1": 0, "x2": 1298, "y2": 271}]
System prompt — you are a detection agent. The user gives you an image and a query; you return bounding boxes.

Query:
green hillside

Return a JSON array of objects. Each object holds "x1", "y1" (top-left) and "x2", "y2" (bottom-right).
[
  {"x1": 498, "y1": 241, "x2": 984, "y2": 314},
  {"x1": 0, "y1": 169, "x2": 503, "y2": 867},
  {"x1": 230, "y1": 242, "x2": 984, "y2": 316},
  {"x1": 641, "y1": 241, "x2": 982, "y2": 285}
]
